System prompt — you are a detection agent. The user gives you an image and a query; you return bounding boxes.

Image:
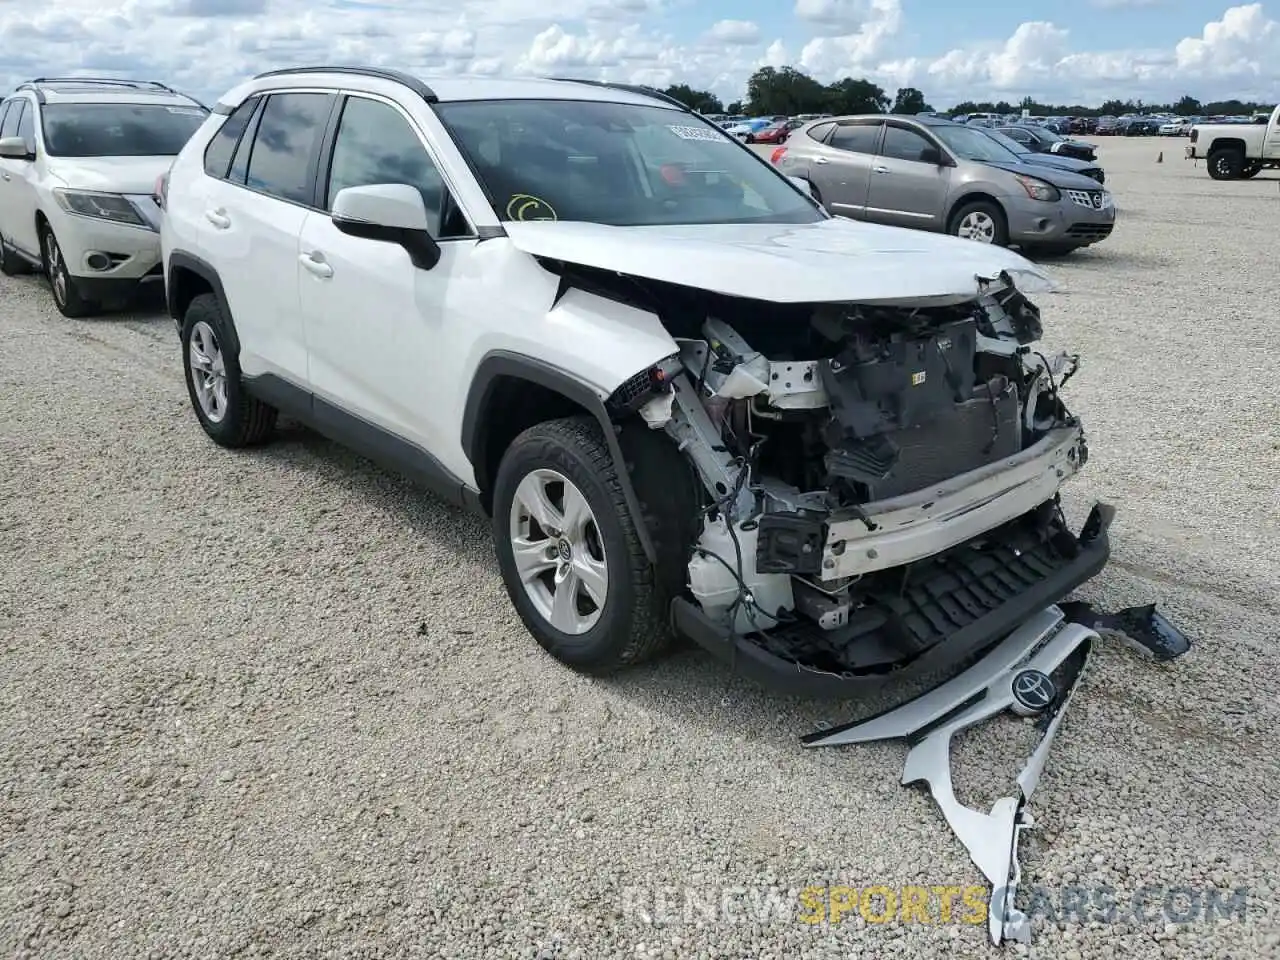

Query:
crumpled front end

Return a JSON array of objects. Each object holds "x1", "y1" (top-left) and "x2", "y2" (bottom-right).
[{"x1": 600, "y1": 268, "x2": 1111, "y2": 697}]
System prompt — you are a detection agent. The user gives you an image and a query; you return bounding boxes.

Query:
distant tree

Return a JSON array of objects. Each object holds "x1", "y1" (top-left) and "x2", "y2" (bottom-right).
[
  {"x1": 661, "y1": 84, "x2": 724, "y2": 114},
  {"x1": 826, "y1": 77, "x2": 890, "y2": 114},
  {"x1": 725, "y1": 100, "x2": 743, "y2": 115},
  {"x1": 891, "y1": 86, "x2": 930, "y2": 114},
  {"x1": 745, "y1": 66, "x2": 829, "y2": 115},
  {"x1": 1174, "y1": 95, "x2": 1202, "y2": 116}
]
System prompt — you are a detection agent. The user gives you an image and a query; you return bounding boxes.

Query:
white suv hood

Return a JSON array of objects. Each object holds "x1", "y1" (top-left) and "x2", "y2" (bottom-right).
[
  {"x1": 47, "y1": 156, "x2": 173, "y2": 195},
  {"x1": 503, "y1": 217, "x2": 1057, "y2": 305}
]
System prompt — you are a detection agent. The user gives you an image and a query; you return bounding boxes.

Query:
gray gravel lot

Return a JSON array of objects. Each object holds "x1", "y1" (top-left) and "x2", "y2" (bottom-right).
[{"x1": 2, "y1": 137, "x2": 1279, "y2": 960}]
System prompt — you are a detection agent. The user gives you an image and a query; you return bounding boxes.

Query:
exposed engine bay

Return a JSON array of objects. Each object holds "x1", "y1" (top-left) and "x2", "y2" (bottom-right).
[{"x1": 595, "y1": 266, "x2": 1098, "y2": 684}]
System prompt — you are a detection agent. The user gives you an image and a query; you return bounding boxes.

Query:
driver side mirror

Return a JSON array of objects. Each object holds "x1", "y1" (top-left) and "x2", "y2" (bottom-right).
[
  {"x1": 331, "y1": 184, "x2": 441, "y2": 271},
  {"x1": 0, "y1": 136, "x2": 34, "y2": 161}
]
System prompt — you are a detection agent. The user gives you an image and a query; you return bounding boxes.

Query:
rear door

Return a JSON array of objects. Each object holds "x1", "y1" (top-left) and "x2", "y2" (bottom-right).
[
  {"x1": 199, "y1": 90, "x2": 337, "y2": 386},
  {"x1": 863, "y1": 122, "x2": 950, "y2": 229},
  {"x1": 809, "y1": 119, "x2": 882, "y2": 218}
]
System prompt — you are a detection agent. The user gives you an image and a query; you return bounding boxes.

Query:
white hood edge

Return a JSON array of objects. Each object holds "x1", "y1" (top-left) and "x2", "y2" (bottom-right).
[{"x1": 503, "y1": 218, "x2": 1058, "y2": 307}]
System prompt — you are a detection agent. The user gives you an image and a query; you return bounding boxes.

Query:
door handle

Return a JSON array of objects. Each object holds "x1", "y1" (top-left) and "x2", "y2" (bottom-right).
[
  {"x1": 204, "y1": 208, "x2": 230, "y2": 229},
  {"x1": 873, "y1": 165, "x2": 890, "y2": 174},
  {"x1": 1, "y1": 172, "x2": 10, "y2": 181},
  {"x1": 814, "y1": 156, "x2": 830, "y2": 165},
  {"x1": 299, "y1": 252, "x2": 333, "y2": 279}
]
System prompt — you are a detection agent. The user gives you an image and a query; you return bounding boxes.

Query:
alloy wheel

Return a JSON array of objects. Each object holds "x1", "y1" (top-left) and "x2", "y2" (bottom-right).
[
  {"x1": 957, "y1": 212, "x2": 997, "y2": 243},
  {"x1": 44, "y1": 231, "x2": 67, "y2": 306},
  {"x1": 188, "y1": 320, "x2": 229, "y2": 423},
  {"x1": 508, "y1": 468, "x2": 608, "y2": 635}
]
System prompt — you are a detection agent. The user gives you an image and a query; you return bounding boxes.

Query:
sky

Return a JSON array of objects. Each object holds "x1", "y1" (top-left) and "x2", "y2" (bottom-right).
[{"x1": 0, "y1": 0, "x2": 1277, "y2": 110}]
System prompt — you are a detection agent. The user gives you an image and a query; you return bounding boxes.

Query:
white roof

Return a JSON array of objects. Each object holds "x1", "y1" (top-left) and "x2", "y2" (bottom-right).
[{"x1": 225, "y1": 71, "x2": 683, "y2": 110}]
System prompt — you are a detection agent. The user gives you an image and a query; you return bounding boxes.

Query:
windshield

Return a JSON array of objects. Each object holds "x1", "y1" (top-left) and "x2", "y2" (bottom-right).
[
  {"x1": 434, "y1": 99, "x2": 824, "y2": 227},
  {"x1": 932, "y1": 124, "x2": 1021, "y2": 163},
  {"x1": 41, "y1": 102, "x2": 208, "y2": 158}
]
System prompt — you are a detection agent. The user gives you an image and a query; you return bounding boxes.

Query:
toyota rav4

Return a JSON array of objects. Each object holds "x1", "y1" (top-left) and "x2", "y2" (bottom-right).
[{"x1": 159, "y1": 67, "x2": 1113, "y2": 697}]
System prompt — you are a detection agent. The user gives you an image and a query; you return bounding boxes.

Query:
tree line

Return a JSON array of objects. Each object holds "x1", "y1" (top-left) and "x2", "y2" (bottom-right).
[{"x1": 660, "y1": 66, "x2": 1272, "y2": 118}]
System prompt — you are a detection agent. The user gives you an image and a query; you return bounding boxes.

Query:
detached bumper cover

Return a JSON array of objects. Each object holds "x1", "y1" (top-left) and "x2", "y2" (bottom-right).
[
  {"x1": 804, "y1": 607, "x2": 1093, "y2": 944},
  {"x1": 803, "y1": 601, "x2": 1191, "y2": 946}
]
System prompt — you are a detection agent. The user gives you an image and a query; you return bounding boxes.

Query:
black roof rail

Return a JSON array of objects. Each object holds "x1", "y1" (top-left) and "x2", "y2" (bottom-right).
[
  {"x1": 545, "y1": 77, "x2": 691, "y2": 112},
  {"x1": 251, "y1": 66, "x2": 438, "y2": 103}
]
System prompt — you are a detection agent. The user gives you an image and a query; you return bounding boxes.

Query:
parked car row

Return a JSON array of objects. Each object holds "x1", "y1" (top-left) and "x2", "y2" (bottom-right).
[{"x1": 0, "y1": 68, "x2": 1111, "y2": 702}]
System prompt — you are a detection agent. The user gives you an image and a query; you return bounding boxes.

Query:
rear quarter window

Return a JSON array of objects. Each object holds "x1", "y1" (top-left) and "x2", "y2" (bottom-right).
[{"x1": 204, "y1": 96, "x2": 260, "y2": 179}]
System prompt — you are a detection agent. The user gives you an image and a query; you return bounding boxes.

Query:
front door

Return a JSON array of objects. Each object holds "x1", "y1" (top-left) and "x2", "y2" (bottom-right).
[
  {"x1": 0, "y1": 99, "x2": 42, "y2": 258},
  {"x1": 863, "y1": 124, "x2": 950, "y2": 229},
  {"x1": 297, "y1": 93, "x2": 478, "y2": 461}
]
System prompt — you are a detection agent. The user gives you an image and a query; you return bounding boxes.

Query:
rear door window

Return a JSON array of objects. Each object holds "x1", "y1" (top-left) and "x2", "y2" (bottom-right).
[
  {"x1": 828, "y1": 122, "x2": 880, "y2": 154},
  {"x1": 243, "y1": 92, "x2": 336, "y2": 206}
]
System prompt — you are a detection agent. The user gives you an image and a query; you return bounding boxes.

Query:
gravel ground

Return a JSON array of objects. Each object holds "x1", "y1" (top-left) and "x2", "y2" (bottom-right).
[{"x1": 2, "y1": 136, "x2": 1278, "y2": 960}]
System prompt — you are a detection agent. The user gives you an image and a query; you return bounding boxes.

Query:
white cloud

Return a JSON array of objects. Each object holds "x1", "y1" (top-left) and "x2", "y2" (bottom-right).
[
  {"x1": 708, "y1": 20, "x2": 760, "y2": 45},
  {"x1": 0, "y1": 1, "x2": 1278, "y2": 110},
  {"x1": 798, "y1": 0, "x2": 903, "y2": 75}
]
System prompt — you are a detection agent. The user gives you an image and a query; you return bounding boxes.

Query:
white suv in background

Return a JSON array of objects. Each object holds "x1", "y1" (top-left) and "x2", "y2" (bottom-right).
[
  {"x1": 0, "y1": 78, "x2": 208, "y2": 317},
  {"x1": 160, "y1": 66, "x2": 1111, "y2": 701}
]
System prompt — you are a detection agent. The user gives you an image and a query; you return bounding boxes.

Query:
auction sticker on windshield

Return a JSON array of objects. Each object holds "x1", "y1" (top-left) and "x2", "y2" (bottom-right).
[{"x1": 668, "y1": 125, "x2": 731, "y2": 142}]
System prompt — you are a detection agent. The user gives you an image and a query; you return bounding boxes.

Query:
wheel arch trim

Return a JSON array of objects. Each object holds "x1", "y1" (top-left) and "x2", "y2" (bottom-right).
[
  {"x1": 166, "y1": 251, "x2": 240, "y2": 357},
  {"x1": 462, "y1": 350, "x2": 657, "y2": 563}
]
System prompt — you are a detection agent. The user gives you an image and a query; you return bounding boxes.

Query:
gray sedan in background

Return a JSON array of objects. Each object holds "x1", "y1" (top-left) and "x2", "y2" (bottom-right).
[{"x1": 773, "y1": 114, "x2": 1115, "y2": 254}]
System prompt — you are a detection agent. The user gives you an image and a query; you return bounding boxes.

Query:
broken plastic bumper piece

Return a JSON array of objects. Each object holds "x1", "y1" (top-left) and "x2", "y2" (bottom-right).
[{"x1": 802, "y1": 606, "x2": 1096, "y2": 945}]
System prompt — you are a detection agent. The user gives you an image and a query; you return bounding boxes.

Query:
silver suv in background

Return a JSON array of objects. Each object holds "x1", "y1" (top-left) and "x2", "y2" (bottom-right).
[{"x1": 772, "y1": 114, "x2": 1115, "y2": 255}]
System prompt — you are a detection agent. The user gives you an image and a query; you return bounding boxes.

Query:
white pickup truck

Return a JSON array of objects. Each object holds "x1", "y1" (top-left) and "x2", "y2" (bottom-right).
[{"x1": 1186, "y1": 104, "x2": 1280, "y2": 179}]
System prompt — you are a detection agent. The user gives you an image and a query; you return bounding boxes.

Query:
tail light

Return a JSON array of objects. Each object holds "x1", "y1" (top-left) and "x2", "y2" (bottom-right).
[
  {"x1": 1188, "y1": 128, "x2": 1198, "y2": 143},
  {"x1": 770, "y1": 146, "x2": 788, "y2": 165}
]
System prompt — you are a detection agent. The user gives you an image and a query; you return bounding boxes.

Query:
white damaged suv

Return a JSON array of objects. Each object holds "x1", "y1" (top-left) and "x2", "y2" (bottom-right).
[
  {"x1": 160, "y1": 67, "x2": 1113, "y2": 697},
  {"x1": 0, "y1": 78, "x2": 208, "y2": 317}
]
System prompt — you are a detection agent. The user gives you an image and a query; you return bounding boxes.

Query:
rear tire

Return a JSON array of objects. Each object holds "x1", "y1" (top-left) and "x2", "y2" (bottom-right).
[
  {"x1": 1207, "y1": 148, "x2": 1243, "y2": 180},
  {"x1": 181, "y1": 293, "x2": 278, "y2": 448},
  {"x1": 948, "y1": 199, "x2": 1009, "y2": 246},
  {"x1": 492, "y1": 416, "x2": 679, "y2": 675}
]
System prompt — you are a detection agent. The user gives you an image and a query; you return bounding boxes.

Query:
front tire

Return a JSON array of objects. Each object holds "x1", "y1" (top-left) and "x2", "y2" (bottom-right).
[
  {"x1": 181, "y1": 293, "x2": 278, "y2": 447},
  {"x1": 1207, "y1": 148, "x2": 1243, "y2": 180},
  {"x1": 493, "y1": 416, "x2": 671, "y2": 674},
  {"x1": 41, "y1": 225, "x2": 96, "y2": 318},
  {"x1": 948, "y1": 199, "x2": 1009, "y2": 246}
]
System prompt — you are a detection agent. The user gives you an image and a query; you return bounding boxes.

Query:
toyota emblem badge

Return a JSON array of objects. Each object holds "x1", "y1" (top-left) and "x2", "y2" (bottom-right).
[{"x1": 1011, "y1": 668, "x2": 1057, "y2": 715}]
